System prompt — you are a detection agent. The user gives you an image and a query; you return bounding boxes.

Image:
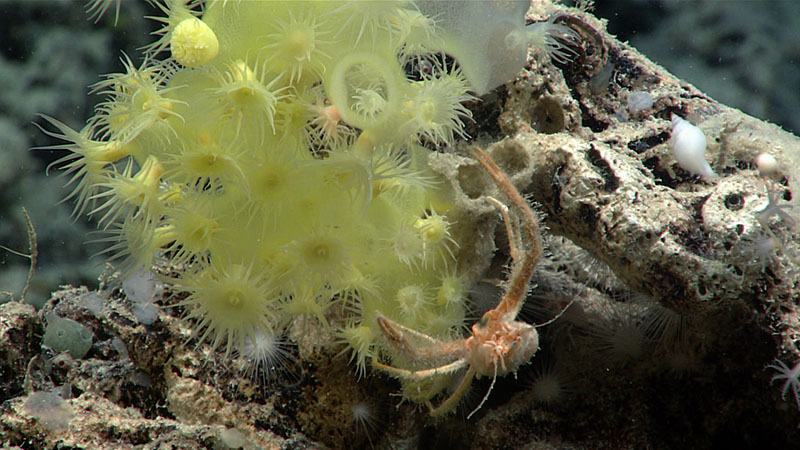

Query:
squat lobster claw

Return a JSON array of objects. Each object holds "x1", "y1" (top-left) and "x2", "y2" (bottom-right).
[{"x1": 373, "y1": 146, "x2": 544, "y2": 418}]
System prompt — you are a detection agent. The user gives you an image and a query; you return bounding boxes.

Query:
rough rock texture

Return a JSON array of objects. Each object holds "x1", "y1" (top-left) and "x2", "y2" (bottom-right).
[{"x1": 3, "y1": 2, "x2": 800, "y2": 449}]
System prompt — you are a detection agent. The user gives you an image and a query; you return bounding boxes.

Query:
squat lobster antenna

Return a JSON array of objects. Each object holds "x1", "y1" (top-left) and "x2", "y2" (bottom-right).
[{"x1": 536, "y1": 298, "x2": 577, "y2": 328}]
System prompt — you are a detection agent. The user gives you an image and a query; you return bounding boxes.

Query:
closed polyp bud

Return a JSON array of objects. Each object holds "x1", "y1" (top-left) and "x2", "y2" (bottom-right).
[{"x1": 171, "y1": 18, "x2": 219, "y2": 67}]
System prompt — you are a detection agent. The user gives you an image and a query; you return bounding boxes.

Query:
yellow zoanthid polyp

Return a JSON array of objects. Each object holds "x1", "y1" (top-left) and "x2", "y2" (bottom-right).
[
  {"x1": 36, "y1": 116, "x2": 131, "y2": 218},
  {"x1": 89, "y1": 155, "x2": 165, "y2": 229},
  {"x1": 415, "y1": 206, "x2": 458, "y2": 267},
  {"x1": 173, "y1": 259, "x2": 278, "y2": 357},
  {"x1": 436, "y1": 272, "x2": 466, "y2": 308},
  {"x1": 303, "y1": 86, "x2": 355, "y2": 150},
  {"x1": 91, "y1": 55, "x2": 185, "y2": 146},
  {"x1": 243, "y1": 147, "x2": 309, "y2": 226},
  {"x1": 395, "y1": 284, "x2": 429, "y2": 320},
  {"x1": 337, "y1": 323, "x2": 376, "y2": 379},
  {"x1": 401, "y1": 66, "x2": 475, "y2": 146},
  {"x1": 210, "y1": 59, "x2": 289, "y2": 142},
  {"x1": 159, "y1": 190, "x2": 233, "y2": 266},
  {"x1": 287, "y1": 224, "x2": 360, "y2": 294},
  {"x1": 279, "y1": 283, "x2": 334, "y2": 329},
  {"x1": 263, "y1": 9, "x2": 333, "y2": 85},
  {"x1": 45, "y1": 0, "x2": 517, "y2": 410},
  {"x1": 163, "y1": 131, "x2": 246, "y2": 192},
  {"x1": 327, "y1": 0, "x2": 408, "y2": 47},
  {"x1": 387, "y1": 218, "x2": 426, "y2": 270}
]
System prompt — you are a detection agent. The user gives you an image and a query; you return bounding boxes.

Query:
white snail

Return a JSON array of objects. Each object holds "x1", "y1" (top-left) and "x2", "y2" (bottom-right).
[{"x1": 670, "y1": 114, "x2": 717, "y2": 178}]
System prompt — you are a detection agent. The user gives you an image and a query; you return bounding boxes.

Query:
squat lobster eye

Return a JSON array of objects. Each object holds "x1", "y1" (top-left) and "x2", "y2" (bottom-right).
[{"x1": 372, "y1": 146, "x2": 548, "y2": 417}]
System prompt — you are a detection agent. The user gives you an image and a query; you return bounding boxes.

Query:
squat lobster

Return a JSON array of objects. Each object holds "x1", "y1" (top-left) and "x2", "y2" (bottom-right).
[{"x1": 373, "y1": 146, "x2": 544, "y2": 417}]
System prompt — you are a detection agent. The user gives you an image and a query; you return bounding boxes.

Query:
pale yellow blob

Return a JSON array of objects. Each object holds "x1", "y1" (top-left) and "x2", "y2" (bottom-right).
[{"x1": 171, "y1": 18, "x2": 219, "y2": 67}]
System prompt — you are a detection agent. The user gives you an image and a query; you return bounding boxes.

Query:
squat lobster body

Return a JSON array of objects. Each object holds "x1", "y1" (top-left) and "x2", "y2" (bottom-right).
[
  {"x1": 373, "y1": 146, "x2": 544, "y2": 417},
  {"x1": 467, "y1": 314, "x2": 539, "y2": 378}
]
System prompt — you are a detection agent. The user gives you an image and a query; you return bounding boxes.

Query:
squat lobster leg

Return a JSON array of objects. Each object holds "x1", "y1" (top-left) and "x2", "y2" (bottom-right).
[
  {"x1": 372, "y1": 146, "x2": 544, "y2": 417},
  {"x1": 471, "y1": 146, "x2": 542, "y2": 321}
]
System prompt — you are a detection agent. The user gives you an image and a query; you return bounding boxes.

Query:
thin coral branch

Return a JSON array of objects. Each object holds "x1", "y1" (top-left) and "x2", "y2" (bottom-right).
[{"x1": 0, "y1": 208, "x2": 38, "y2": 303}]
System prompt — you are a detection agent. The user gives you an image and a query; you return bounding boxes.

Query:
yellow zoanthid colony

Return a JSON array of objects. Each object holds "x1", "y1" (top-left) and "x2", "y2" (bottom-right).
[
  {"x1": 43, "y1": 0, "x2": 473, "y2": 403},
  {"x1": 42, "y1": 0, "x2": 560, "y2": 408}
]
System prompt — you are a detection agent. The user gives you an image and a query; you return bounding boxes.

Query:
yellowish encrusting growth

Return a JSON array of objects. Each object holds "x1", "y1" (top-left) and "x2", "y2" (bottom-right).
[{"x1": 48, "y1": 0, "x2": 558, "y2": 411}]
